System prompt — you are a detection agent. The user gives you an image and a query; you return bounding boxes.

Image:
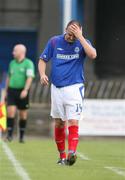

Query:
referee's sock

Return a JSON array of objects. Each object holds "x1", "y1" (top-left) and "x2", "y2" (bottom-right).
[
  {"x1": 19, "y1": 119, "x2": 27, "y2": 142},
  {"x1": 7, "y1": 117, "x2": 15, "y2": 140}
]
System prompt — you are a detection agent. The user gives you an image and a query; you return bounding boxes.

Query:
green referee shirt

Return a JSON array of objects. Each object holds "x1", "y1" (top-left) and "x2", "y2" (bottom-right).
[{"x1": 8, "y1": 58, "x2": 35, "y2": 89}]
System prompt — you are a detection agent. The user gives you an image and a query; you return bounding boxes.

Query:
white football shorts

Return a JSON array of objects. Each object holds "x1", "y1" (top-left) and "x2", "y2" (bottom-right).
[{"x1": 51, "y1": 83, "x2": 84, "y2": 121}]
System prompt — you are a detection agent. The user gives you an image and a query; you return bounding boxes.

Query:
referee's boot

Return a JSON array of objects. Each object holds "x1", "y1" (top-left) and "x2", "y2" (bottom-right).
[
  {"x1": 6, "y1": 136, "x2": 13, "y2": 142},
  {"x1": 19, "y1": 138, "x2": 25, "y2": 143}
]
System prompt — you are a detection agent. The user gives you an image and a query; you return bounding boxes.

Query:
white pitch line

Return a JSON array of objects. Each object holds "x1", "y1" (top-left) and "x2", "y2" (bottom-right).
[
  {"x1": 77, "y1": 152, "x2": 91, "y2": 161},
  {"x1": 78, "y1": 152, "x2": 125, "y2": 178},
  {"x1": 105, "y1": 166, "x2": 125, "y2": 177},
  {"x1": 1, "y1": 141, "x2": 31, "y2": 180}
]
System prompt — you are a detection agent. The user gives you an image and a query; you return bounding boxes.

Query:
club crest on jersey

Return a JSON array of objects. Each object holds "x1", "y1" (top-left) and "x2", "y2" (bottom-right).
[
  {"x1": 43, "y1": 54, "x2": 47, "y2": 58},
  {"x1": 74, "y1": 47, "x2": 80, "y2": 53}
]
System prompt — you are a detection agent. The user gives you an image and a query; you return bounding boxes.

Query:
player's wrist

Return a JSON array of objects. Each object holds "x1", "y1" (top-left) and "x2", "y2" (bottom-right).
[
  {"x1": 77, "y1": 34, "x2": 84, "y2": 41},
  {"x1": 40, "y1": 74, "x2": 46, "y2": 79}
]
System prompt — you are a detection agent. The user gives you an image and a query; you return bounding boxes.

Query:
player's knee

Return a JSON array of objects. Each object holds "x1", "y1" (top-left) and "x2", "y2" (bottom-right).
[
  {"x1": 55, "y1": 118, "x2": 65, "y2": 128},
  {"x1": 68, "y1": 119, "x2": 79, "y2": 126}
]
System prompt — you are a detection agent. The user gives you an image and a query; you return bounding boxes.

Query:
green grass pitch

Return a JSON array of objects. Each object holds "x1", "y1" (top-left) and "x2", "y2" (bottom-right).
[{"x1": 0, "y1": 138, "x2": 125, "y2": 180}]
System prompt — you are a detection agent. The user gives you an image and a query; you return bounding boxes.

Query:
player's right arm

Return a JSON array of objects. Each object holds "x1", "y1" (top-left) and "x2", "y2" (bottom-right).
[
  {"x1": 38, "y1": 59, "x2": 49, "y2": 85},
  {"x1": 38, "y1": 37, "x2": 54, "y2": 86}
]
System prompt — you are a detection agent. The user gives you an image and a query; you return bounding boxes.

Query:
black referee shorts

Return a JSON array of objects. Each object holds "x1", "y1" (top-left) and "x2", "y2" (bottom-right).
[{"x1": 7, "y1": 88, "x2": 29, "y2": 110}]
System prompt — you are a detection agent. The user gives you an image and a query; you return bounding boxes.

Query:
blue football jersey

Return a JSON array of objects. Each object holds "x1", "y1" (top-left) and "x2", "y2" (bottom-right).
[{"x1": 40, "y1": 34, "x2": 91, "y2": 87}]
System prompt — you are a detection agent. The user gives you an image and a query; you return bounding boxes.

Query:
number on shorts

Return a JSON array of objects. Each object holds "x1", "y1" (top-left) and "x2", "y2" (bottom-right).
[{"x1": 76, "y1": 104, "x2": 82, "y2": 112}]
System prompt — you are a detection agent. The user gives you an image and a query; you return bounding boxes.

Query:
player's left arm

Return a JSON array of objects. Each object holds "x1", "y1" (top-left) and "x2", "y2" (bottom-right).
[
  {"x1": 69, "y1": 24, "x2": 97, "y2": 59},
  {"x1": 20, "y1": 61, "x2": 35, "y2": 99}
]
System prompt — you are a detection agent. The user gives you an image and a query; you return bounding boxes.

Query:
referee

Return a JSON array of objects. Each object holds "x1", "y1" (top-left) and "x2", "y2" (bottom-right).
[{"x1": 6, "y1": 44, "x2": 35, "y2": 143}]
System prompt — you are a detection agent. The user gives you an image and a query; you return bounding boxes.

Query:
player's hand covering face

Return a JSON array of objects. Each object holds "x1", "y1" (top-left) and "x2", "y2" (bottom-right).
[
  {"x1": 68, "y1": 24, "x2": 82, "y2": 40},
  {"x1": 65, "y1": 25, "x2": 77, "y2": 43},
  {"x1": 65, "y1": 32, "x2": 76, "y2": 43}
]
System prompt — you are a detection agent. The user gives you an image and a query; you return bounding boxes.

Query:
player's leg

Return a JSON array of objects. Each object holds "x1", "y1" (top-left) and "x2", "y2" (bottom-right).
[
  {"x1": 67, "y1": 119, "x2": 79, "y2": 165},
  {"x1": 18, "y1": 110, "x2": 27, "y2": 143},
  {"x1": 65, "y1": 83, "x2": 84, "y2": 165},
  {"x1": 54, "y1": 118, "x2": 66, "y2": 164},
  {"x1": 51, "y1": 84, "x2": 67, "y2": 164},
  {"x1": 6, "y1": 105, "x2": 16, "y2": 141}
]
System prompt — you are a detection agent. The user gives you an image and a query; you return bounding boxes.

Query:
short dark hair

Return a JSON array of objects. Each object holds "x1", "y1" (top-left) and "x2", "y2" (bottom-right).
[{"x1": 66, "y1": 20, "x2": 82, "y2": 28}]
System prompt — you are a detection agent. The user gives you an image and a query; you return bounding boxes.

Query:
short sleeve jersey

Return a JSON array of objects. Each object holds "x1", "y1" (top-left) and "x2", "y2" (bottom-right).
[
  {"x1": 40, "y1": 34, "x2": 92, "y2": 87},
  {"x1": 8, "y1": 58, "x2": 35, "y2": 89}
]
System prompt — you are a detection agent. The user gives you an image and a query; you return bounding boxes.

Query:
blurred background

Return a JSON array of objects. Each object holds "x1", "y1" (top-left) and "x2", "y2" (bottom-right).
[{"x1": 0, "y1": 0, "x2": 125, "y2": 137}]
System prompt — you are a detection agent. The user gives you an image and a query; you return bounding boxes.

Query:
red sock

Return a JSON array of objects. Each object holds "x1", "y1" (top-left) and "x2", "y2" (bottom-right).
[
  {"x1": 68, "y1": 126, "x2": 79, "y2": 154},
  {"x1": 55, "y1": 126, "x2": 66, "y2": 159}
]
